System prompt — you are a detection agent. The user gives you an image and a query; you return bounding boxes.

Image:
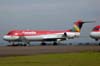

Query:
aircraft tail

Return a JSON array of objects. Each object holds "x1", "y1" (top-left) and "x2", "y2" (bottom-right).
[{"x1": 70, "y1": 20, "x2": 95, "y2": 32}]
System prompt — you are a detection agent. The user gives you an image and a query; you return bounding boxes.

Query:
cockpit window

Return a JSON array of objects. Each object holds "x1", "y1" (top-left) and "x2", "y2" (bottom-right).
[
  {"x1": 7, "y1": 32, "x2": 12, "y2": 35},
  {"x1": 93, "y1": 27, "x2": 99, "y2": 31},
  {"x1": 7, "y1": 31, "x2": 15, "y2": 35}
]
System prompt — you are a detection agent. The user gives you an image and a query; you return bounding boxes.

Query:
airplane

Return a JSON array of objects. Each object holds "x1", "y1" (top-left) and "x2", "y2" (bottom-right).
[
  {"x1": 90, "y1": 25, "x2": 100, "y2": 41},
  {"x1": 3, "y1": 20, "x2": 94, "y2": 46}
]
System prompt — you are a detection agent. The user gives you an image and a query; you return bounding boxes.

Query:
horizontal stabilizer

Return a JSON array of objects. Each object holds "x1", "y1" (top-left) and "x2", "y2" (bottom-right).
[{"x1": 82, "y1": 21, "x2": 96, "y2": 23}]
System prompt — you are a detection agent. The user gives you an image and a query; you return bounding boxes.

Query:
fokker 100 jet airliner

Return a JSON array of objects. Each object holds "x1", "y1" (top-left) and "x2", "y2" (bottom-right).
[{"x1": 3, "y1": 20, "x2": 94, "y2": 46}]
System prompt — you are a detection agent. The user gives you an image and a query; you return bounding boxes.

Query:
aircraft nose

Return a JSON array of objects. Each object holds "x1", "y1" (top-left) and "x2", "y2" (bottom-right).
[
  {"x1": 3, "y1": 35, "x2": 19, "y2": 40},
  {"x1": 3, "y1": 35, "x2": 12, "y2": 40},
  {"x1": 90, "y1": 32, "x2": 99, "y2": 38},
  {"x1": 90, "y1": 32, "x2": 93, "y2": 37},
  {"x1": 90, "y1": 32, "x2": 96, "y2": 38},
  {"x1": 3, "y1": 35, "x2": 9, "y2": 40}
]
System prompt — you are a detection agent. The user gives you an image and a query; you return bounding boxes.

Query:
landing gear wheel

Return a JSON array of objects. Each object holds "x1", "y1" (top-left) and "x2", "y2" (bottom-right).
[
  {"x1": 95, "y1": 39, "x2": 98, "y2": 41},
  {"x1": 99, "y1": 43, "x2": 100, "y2": 46},
  {"x1": 23, "y1": 44, "x2": 27, "y2": 46},
  {"x1": 53, "y1": 42, "x2": 57, "y2": 45},
  {"x1": 41, "y1": 42, "x2": 46, "y2": 46}
]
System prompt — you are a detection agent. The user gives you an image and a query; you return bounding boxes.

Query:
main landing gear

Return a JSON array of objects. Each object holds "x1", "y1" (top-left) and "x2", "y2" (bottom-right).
[
  {"x1": 41, "y1": 41, "x2": 58, "y2": 46},
  {"x1": 41, "y1": 42, "x2": 46, "y2": 45},
  {"x1": 53, "y1": 42, "x2": 58, "y2": 45}
]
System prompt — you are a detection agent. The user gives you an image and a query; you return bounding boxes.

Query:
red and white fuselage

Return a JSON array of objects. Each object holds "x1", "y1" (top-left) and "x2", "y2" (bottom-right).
[
  {"x1": 90, "y1": 25, "x2": 100, "y2": 41},
  {"x1": 3, "y1": 30, "x2": 80, "y2": 41}
]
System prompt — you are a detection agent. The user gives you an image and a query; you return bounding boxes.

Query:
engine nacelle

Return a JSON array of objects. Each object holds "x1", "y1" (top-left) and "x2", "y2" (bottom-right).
[{"x1": 66, "y1": 32, "x2": 80, "y2": 39}]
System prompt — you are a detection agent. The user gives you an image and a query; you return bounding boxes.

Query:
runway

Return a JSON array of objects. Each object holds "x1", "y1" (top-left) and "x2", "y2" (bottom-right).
[{"x1": 0, "y1": 45, "x2": 100, "y2": 57}]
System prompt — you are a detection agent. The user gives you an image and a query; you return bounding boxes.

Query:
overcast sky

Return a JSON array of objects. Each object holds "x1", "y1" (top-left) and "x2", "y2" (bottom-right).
[{"x1": 0, "y1": 0, "x2": 100, "y2": 44}]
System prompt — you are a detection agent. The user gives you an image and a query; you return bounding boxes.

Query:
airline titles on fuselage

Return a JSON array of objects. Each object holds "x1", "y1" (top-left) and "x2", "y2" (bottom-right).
[{"x1": 22, "y1": 31, "x2": 37, "y2": 35}]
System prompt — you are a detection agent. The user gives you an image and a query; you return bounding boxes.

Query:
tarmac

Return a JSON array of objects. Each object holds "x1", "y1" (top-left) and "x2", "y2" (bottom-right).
[{"x1": 0, "y1": 45, "x2": 100, "y2": 57}]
